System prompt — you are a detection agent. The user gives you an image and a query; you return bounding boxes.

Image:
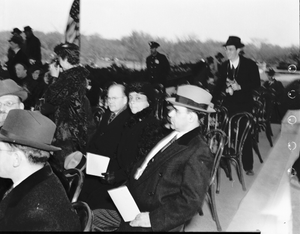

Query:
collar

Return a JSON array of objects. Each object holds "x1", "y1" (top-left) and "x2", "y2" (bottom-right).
[
  {"x1": 230, "y1": 56, "x2": 240, "y2": 69},
  {"x1": 176, "y1": 126, "x2": 202, "y2": 146},
  {"x1": 4, "y1": 163, "x2": 53, "y2": 207},
  {"x1": 113, "y1": 105, "x2": 127, "y2": 117},
  {"x1": 13, "y1": 48, "x2": 20, "y2": 54}
]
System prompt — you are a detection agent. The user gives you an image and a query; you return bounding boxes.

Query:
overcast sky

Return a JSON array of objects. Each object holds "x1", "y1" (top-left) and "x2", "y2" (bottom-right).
[{"x1": 0, "y1": 0, "x2": 299, "y2": 47}]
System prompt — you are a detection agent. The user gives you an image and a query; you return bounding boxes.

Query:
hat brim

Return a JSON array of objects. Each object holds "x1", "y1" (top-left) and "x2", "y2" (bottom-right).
[
  {"x1": 0, "y1": 134, "x2": 61, "y2": 152},
  {"x1": 223, "y1": 43, "x2": 245, "y2": 48},
  {"x1": 2, "y1": 90, "x2": 28, "y2": 101},
  {"x1": 166, "y1": 97, "x2": 215, "y2": 113}
]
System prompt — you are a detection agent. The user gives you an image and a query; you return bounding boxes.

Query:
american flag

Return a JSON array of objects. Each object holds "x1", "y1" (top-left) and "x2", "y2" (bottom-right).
[{"x1": 65, "y1": 0, "x2": 80, "y2": 47}]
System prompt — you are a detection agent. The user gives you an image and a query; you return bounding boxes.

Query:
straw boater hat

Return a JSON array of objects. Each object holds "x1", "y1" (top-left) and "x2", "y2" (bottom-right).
[
  {"x1": 0, "y1": 79, "x2": 28, "y2": 101},
  {"x1": 167, "y1": 85, "x2": 215, "y2": 113},
  {"x1": 0, "y1": 110, "x2": 61, "y2": 151}
]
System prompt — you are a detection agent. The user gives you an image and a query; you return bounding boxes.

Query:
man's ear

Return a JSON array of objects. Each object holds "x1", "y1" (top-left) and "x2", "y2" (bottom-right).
[{"x1": 12, "y1": 151, "x2": 23, "y2": 168}]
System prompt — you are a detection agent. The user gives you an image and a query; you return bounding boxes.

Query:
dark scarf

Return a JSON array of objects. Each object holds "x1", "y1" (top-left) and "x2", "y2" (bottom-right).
[{"x1": 125, "y1": 106, "x2": 154, "y2": 128}]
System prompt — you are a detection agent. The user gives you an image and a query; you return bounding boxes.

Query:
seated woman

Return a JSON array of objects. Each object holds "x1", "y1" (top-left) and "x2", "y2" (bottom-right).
[{"x1": 78, "y1": 81, "x2": 170, "y2": 229}]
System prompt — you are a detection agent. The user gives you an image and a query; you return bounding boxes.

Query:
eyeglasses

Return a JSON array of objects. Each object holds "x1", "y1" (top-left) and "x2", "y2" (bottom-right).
[
  {"x1": 0, "y1": 101, "x2": 18, "y2": 108},
  {"x1": 129, "y1": 96, "x2": 147, "y2": 102},
  {"x1": 107, "y1": 96, "x2": 124, "y2": 101}
]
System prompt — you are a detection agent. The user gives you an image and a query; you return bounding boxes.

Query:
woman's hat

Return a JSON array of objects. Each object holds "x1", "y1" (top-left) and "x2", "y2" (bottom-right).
[
  {"x1": 128, "y1": 81, "x2": 156, "y2": 105},
  {"x1": 166, "y1": 85, "x2": 215, "y2": 113},
  {"x1": 223, "y1": 36, "x2": 245, "y2": 48},
  {"x1": 0, "y1": 79, "x2": 28, "y2": 101},
  {"x1": 0, "y1": 110, "x2": 61, "y2": 151},
  {"x1": 266, "y1": 68, "x2": 275, "y2": 76}
]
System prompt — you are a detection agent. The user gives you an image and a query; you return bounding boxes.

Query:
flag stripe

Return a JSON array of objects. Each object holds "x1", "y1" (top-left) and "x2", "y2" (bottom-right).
[{"x1": 65, "y1": 0, "x2": 80, "y2": 47}]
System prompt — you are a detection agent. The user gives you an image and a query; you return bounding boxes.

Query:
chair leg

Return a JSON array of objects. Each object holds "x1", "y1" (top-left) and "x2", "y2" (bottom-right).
[
  {"x1": 216, "y1": 168, "x2": 221, "y2": 194},
  {"x1": 252, "y1": 139, "x2": 263, "y2": 163},
  {"x1": 265, "y1": 122, "x2": 273, "y2": 147},
  {"x1": 208, "y1": 183, "x2": 222, "y2": 231},
  {"x1": 231, "y1": 157, "x2": 246, "y2": 191}
]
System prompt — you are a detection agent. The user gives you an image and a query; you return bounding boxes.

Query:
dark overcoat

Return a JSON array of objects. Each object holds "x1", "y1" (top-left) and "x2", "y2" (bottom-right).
[
  {"x1": 118, "y1": 127, "x2": 214, "y2": 232},
  {"x1": 0, "y1": 164, "x2": 81, "y2": 231},
  {"x1": 213, "y1": 55, "x2": 261, "y2": 114},
  {"x1": 146, "y1": 52, "x2": 170, "y2": 86},
  {"x1": 41, "y1": 65, "x2": 90, "y2": 169}
]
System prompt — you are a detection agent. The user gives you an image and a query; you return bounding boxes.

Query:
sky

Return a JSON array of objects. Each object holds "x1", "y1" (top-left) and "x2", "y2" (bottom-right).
[{"x1": 0, "y1": 0, "x2": 299, "y2": 47}]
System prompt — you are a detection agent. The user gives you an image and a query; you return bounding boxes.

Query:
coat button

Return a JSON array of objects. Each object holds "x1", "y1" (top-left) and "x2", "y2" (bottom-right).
[
  {"x1": 158, "y1": 172, "x2": 162, "y2": 177},
  {"x1": 148, "y1": 192, "x2": 154, "y2": 196}
]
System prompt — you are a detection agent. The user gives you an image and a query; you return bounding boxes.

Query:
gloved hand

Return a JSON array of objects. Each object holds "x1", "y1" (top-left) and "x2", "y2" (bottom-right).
[{"x1": 101, "y1": 171, "x2": 115, "y2": 185}]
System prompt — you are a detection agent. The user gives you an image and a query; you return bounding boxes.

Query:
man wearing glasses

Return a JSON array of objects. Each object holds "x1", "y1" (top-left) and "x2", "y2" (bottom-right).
[
  {"x1": 0, "y1": 79, "x2": 28, "y2": 200},
  {"x1": 79, "y1": 83, "x2": 131, "y2": 202}
]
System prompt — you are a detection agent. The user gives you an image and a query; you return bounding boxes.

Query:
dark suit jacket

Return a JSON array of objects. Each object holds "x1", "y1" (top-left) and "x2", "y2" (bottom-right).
[
  {"x1": 118, "y1": 127, "x2": 214, "y2": 232},
  {"x1": 213, "y1": 55, "x2": 261, "y2": 114},
  {"x1": 87, "y1": 107, "x2": 131, "y2": 161},
  {"x1": 0, "y1": 164, "x2": 81, "y2": 231}
]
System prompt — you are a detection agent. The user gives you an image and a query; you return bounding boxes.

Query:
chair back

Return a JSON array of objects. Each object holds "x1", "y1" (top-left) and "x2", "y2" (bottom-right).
[
  {"x1": 72, "y1": 201, "x2": 94, "y2": 232},
  {"x1": 226, "y1": 112, "x2": 252, "y2": 156},
  {"x1": 63, "y1": 168, "x2": 85, "y2": 203},
  {"x1": 205, "y1": 129, "x2": 227, "y2": 185},
  {"x1": 206, "y1": 106, "x2": 229, "y2": 132}
]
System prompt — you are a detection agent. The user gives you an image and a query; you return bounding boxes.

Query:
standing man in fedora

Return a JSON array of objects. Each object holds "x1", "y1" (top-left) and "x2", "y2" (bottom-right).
[
  {"x1": 0, "y1": 110, "x2": 81, "y2": 231},
  {"x1": 213, "y1": 36, "x2": 261, "y2": 175},
  {"x1": 92, "y1": 85, "x2": 214, "y2": 232},
  {"x1": 146, "y1": 41, "x2": 170, "y2": 88}
]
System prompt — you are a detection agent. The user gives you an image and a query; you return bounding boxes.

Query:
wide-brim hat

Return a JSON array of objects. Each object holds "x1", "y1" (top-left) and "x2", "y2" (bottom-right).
[
  {"x1": 0, "y1": 79, "x2": 28, "y2": 101},
  {"x1": 64, "y1": 151, "x2": 86, "y2": 171},
  {"x1": 23, "y1": 26, "x2": 32, "y2": 32},
  {"x1": 166, "y1": 85, "x2": 215, "y2": 113},
  {"x1": 149, "y1": 41, "x2": 160, "y2": 49},
  {"x1": 11, "y1": 28, "x2": 22, "y2": 35},
  {"x1": 223, "y1": 36, "x2": 244, "y2": 48},
  {"x1": 0, "y1": 110, "x2": 61, "y2": 151}
]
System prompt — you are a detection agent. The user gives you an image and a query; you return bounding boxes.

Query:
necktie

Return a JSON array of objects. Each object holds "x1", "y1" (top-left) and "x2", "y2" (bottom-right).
[
  {"x1": 231, "y1": 65, "x2": 236, "y2": 79},
  {"x1": 108, "y1": 112, "x2": 116, "y2": 124},
  {"x1": 134, "y1": 131, "x2": 178, "y2": 180}
]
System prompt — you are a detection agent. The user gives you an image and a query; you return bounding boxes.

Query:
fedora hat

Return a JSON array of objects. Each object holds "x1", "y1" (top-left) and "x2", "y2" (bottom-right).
[
  {"x1": 0, "y1": 79, "x2": 28, "y2": 101},
  {"x1": 23, "y1": 26, "x2": 32, "y2": 32},
  {"x1": 223, "y1": 36, "x2": 244, "y2": 48},
  {"x1": 149, "y1": 41, "x2": 160, "y2": 49},
  {"x1": 11, "y1": 28, "x2": 22, "y2": 35},
  {"x1": 166, "y1": 85, "x2": 215, "y2": 113},
  {"x1": 64, "y1": 151, "x2": 86, "y2": 171},
  {"x1": 0, "y1": 110, "x2": 61, "y2": 151}
]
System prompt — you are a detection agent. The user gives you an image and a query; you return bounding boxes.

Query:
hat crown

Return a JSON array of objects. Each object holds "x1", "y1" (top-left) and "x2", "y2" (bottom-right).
[
  {"x1": 177, "y1": 85, "x2": 212, "y2": 107},
  {"x1": 149, "y1": 41, "x2": 160, "y2": 48},
  {"x1": 0, "y1": 110, "x2": 57, "y2": 150},
  {"x1": 0, "y1": 79, "x2": 28, "y2": 101},
  {"x1": 224, "y1": 36, "x2": 244, "y2": 48}
]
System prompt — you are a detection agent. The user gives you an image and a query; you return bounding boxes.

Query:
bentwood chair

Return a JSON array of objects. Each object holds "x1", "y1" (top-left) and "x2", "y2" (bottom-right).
[
  {"x1": 217, "y1": 112, "x2": 252, "y2": 192},
  {"x1": 72, "y1": 201, "x2": 94, "y2": 232},
  {"x1": 200, "y1": 129, "x2": 227, "y2": 231},
  {"x1": 205, "y1": 106, "x2": 229, "y2": 132},
  {"x1": 63, "y1": 168, "x2": 85, "y2": 203}
]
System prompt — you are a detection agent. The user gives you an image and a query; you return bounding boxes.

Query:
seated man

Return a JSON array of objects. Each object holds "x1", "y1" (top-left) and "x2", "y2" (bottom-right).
[
  {"x1": 0, "y1": 109, "x2": 81, "y2": 231},
  {"x1": 0, "y1": 79, "x2": 28, "y2": 198},
  {"x1": 93, "y1": 85, "x2": 215, "y2": 232}
]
